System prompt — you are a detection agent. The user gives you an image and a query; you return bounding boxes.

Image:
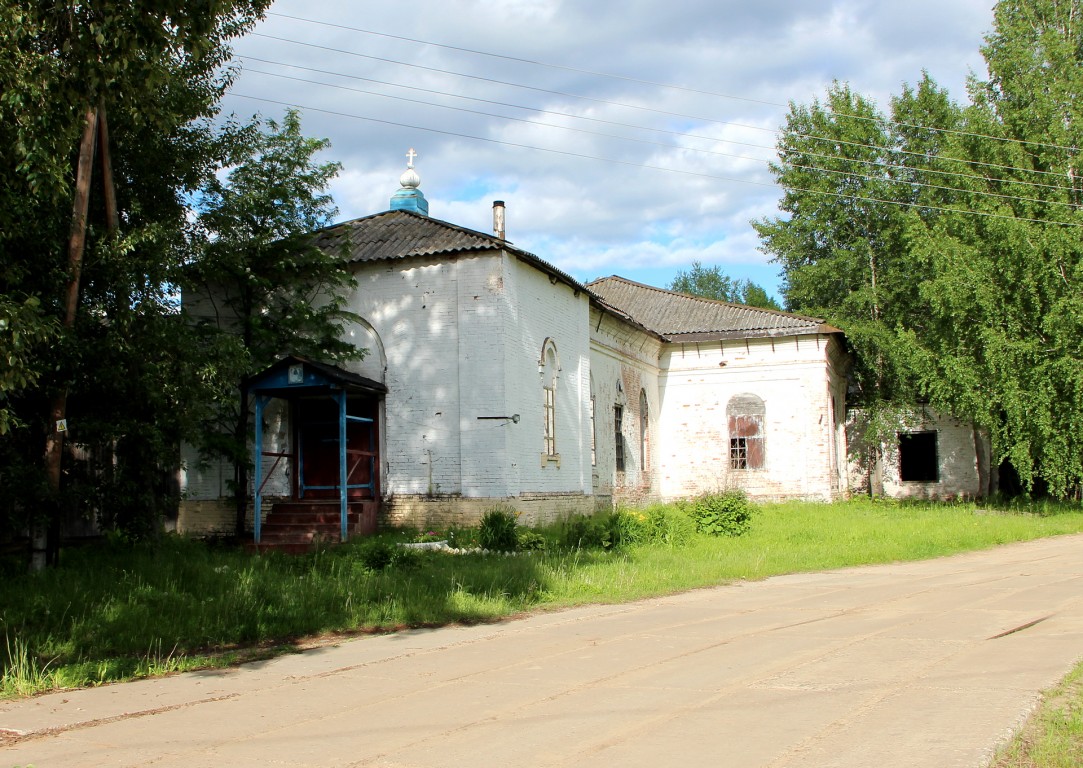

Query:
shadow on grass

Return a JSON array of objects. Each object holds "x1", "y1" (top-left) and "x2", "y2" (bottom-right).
[{"x1": 0, "y1": 531, "x2": 576, "y2": 696}]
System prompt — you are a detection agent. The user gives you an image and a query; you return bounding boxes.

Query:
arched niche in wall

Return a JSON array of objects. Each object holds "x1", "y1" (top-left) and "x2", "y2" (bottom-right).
[{"x1": 344, "y1": 317, "x2": 387, "y2": 385}]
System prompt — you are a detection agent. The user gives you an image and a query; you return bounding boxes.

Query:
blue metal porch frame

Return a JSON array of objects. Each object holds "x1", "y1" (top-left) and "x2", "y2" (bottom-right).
[
  {"x1": 254, "y1": 390, "x2": 376, "y2": 544},
  {"x1": 247, "y1": 356, "x2": 387, "y2": 546},
  {"x1": 296, "y1": 412, "x2": 376, "y2": 500}
]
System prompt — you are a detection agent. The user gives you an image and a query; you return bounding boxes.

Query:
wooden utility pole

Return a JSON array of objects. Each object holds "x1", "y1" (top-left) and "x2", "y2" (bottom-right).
[
  {"x1": 98, "y1": 98, "x2": 120, "y2": 234},
  {"x1": 35, "y1": 105, "x2": 100, "y2": 570}
]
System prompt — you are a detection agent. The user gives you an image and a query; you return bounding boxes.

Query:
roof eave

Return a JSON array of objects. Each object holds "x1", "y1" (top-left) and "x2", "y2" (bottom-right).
[{"x1": 663, "y1": 325, "x2": 842, "y2": 343}]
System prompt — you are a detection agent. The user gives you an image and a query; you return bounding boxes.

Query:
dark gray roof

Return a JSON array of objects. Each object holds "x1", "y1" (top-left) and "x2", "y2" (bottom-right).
[
  {"x1": 588, "y1": 276, "x2": 839, "y2": 341},
  {"x1": 313, "y1": 209, "x2": 584, "y2": 291}
]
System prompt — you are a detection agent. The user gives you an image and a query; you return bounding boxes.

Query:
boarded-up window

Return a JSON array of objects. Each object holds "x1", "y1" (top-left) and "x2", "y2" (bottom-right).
[
  {"x1": 898, "y1": 431, "x2": 938, "y2": 482},
  {"x1": 728, "y1": 394, "x2": 765, "y2": 470}
]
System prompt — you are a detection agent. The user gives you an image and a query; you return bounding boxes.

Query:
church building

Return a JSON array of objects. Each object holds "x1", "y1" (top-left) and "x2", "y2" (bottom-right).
[{"x1": 177, "y1": 156, "x2": 853, "y2": 536}]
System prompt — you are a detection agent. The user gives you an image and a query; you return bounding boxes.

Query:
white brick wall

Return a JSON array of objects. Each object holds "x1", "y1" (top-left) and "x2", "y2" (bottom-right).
[
  {"x1": 656, "y1": 333, "x2": 846, "y2": 502},
  {"x1": 589, "y1": 309, "x2": 663, "y2": 506},
  {"x1": 347, "y1": 250, "x2": 594, "y2": 519},
  {"x1": 848, "y1": 408, "x2": 988, "y2": 500},
  {"x1": 179, "y1": 240, "x2": 853, "y2": 533},
  {"x1": 501, "y1": 255, "x2": 592, "y2": 497},
  {"x1": 349, "y1": 256, "x2": 471, "y2": 497}
]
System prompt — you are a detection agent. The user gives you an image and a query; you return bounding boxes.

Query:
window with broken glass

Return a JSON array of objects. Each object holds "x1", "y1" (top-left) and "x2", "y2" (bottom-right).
[{"x1": 728, "y1": 394, "x2": 765, "y2": 470}]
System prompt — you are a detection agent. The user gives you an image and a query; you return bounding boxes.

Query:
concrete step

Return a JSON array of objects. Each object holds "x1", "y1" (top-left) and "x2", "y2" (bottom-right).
[
  {"x1": 247, "y1": 500, "x2": 379, "y2": 553},
  {"x1": 264, "y1": 512, "x2": 363, "y2": 525}
]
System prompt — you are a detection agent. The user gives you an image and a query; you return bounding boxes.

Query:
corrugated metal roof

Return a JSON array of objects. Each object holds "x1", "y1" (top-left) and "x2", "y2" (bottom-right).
[
  {"x1": 312, "y1": 209, "x2": 585, "y2": 291},
  {"x1": 313, "y1": 209, "x2": 502, "y2": 262},
  {"x1": 310, "y1": 214, "x2": 836, "y2": 343},
  {"x1": 588, "y1": 276, "x2": 839, "y2": 340}
]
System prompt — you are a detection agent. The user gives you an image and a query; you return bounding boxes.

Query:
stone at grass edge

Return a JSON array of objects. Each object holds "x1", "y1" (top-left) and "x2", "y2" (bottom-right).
[{"x1": 396, "y1": 542, "x2": 526, "y2": 555}]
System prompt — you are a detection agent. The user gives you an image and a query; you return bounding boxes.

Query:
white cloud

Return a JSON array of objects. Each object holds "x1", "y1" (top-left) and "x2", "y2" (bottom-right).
[{"x1": 225, "y1": 0, "x2": 995, "y2": 295}]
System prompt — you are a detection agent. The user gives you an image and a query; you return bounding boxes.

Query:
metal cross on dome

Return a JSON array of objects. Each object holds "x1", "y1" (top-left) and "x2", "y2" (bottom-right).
[{"x1": 406, "y1": 148, "x2": 417, "y2": 168}]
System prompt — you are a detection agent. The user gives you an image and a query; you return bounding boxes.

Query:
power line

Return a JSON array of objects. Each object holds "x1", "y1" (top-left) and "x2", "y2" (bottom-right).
[
  {"x1": 238, "y1": 66, "x2": 1080, "y2": 212},
  {"x1": 245, "y1": 32, "x2": 1075, "y2": 185},
  {"x1": 227, "y1": 92, "x2": 1083, "y2": 229},
  {"x1": 239, "y1": 55, "x2": 755, "y2": 147},
  {"x1": 239, "y1": 68, "x2": 774, "y2": 162},
  {"x1": 238, "y1": 55, "x2": 1073, "y2": 195},
  {"x1": 264, "y1": 10, "x2": 1083, "y2": 156}
]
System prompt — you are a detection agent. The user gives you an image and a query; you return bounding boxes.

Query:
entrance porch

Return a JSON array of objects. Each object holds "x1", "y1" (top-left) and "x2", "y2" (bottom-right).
[{"x1": 246, "y1": 356, "x2": 387, "y2": 552}]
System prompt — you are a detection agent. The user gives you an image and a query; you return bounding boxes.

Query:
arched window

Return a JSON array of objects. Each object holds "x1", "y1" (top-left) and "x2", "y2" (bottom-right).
[
  {"x1": 540, "y1": 339, "x2": 559, "y2": 460},
  {"x1": 728, "y1": 394, "x2": 765, "y2": 470},
  {"x1": 639, "y1": 389, "x2": 650, "y2": 472}
]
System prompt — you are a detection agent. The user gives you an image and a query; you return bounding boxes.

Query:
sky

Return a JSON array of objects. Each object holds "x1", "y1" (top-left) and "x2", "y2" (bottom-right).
[{"x1": 223, "y1": 1, "x2": 997, "y2": 301}]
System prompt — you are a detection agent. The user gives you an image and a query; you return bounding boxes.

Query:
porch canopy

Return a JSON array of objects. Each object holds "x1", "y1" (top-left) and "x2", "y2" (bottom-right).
[{"x1": 246, "y1": 355, "x2": 387, "y2": 544}]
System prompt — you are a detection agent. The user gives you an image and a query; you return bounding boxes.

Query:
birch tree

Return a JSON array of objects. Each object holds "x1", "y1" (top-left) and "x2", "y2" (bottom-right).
[{"x1": 756, "y1": 0, "x2": 1083, "y2": 497}]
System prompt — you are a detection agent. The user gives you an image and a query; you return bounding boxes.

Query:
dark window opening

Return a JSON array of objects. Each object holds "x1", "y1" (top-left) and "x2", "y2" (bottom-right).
[
  {"x1": 898, "y1": 431, "x2": 939, "y2": 482},
  {"x1": 729, "y1": 437, "x2": 748, "y2": 469},
  {"x1": 614, "y1": 405, "x2": 625, "y2": 472},
  {"x1": 639, "y1": 389, "x2": 650, "y2": 472},
  {"x1": 590, "y1": 394, "x2": 596, "y2": 466}
]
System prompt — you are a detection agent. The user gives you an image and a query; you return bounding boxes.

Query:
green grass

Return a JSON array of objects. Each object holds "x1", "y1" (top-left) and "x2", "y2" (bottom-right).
[
  {"x1": 2, "y1": 497, "x2": 1082, "y2": 699},
  {"x1": 993, "y1": 660, "x2": 1083, "y2": 767}
]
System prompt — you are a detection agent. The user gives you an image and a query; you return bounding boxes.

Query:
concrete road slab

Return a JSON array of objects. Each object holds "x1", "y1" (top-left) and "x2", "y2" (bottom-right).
[{"x1": 2, "y1": 534, "x2": 1082, "y2": 768}]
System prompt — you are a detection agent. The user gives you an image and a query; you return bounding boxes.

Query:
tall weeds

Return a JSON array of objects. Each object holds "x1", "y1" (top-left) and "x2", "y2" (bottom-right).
[
  {"x1": 2, "y1": 498, "x2": 1081, "y2": 698},
  {"x1": 2, "y1": 632, "x2": 55, "y2": 698}
]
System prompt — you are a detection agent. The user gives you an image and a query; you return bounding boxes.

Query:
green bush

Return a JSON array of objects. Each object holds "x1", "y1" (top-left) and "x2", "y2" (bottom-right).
[
  {"x1": 559, "y1": 513, "x2": 620, "y2": 550},
  {"x1": 355, "y1": 540, "x2": 422, "y2": 571},
  {"x1": 616, "y1": 505, "x2": 696, "y2": 546},
  {"x1": 681, "y1": 490, "x2": 754, "y2": 537},
  {"x1": 479, "y1": 508, "x2": 519, "y2": 551},
  {"x1": 516, "y1": 530, "x2": 547, "y2": 552}
]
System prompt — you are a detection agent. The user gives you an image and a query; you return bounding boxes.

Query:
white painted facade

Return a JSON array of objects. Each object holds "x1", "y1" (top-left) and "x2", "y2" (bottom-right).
[
  {"x1": 339, "y1": 249, "x2": 596, "y2": 527},
  {"x1": 847, "y1": 408, "x2": 992, "y2": 501},
  {"x1": 656, "y1": 333, "x2": 848, "y2": 502},
  {"x1": 177, "y1": 210, "x2": 852, "y2": 534}
]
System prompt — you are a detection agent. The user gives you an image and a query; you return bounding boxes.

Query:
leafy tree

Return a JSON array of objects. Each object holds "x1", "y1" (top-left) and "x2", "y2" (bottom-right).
[
  {"x1": 668, "y1": 261, "x2": 781, "y2": 310},
  {"x1": 753, "y1": 77, "x2": 963, "y2": 410},
  {"x1": 899, "y1": 0, "x2": 1083, "y2": 496},
  {"x1": 0, "y1": 297, "x2": 55, "y2": 435},
  {"x1": 737, "y1": 282, "x2": 783, "y2": 312},
  {"x1": 0, "y1": 1, "x2": 271, "y2": 554},
  {"x1": 186, "y1": 109, "x2": 360, "y2": 537},
  {"x1": 756, "y1": 1, "x2": 1083, "y2": 498}
]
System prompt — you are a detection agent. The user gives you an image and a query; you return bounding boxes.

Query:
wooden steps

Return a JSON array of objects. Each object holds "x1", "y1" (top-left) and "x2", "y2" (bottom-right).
[{"x1": 247, "y1": 500, "x2": 378, "y2": 554}]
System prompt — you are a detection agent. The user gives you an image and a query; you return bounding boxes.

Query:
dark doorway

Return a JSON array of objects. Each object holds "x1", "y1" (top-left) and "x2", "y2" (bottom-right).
[
  {"x1": 898, "y1": 431, "x2": 939, "y2": 482},
  {"x1": 298, "y1": 397, "x2": 379, "y2": 500}
]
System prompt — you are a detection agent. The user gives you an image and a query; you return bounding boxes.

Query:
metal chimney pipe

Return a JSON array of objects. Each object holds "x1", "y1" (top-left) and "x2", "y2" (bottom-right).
[{"x1": 492, "y1": 200, "x2": 505, "y2": 240}]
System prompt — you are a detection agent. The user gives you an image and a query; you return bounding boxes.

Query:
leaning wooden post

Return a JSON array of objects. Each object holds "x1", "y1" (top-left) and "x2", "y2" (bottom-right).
[
  {"x1": 37, "y1": 105, "x2": 99, "y2": 571},
  {"x1": 97, "y1": 98, "x2": 120, "y2": 235}
]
